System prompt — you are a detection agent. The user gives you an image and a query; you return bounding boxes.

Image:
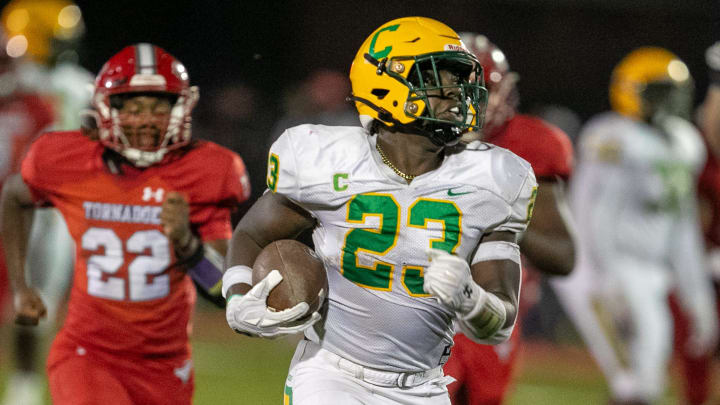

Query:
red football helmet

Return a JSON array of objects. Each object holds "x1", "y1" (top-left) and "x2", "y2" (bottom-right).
[
  {"x1": 460, "y1": 33, "x2": 518, "y2": 136},
  {"x1": 92, "y1": 43, "x2": 198, "y2": 167}
]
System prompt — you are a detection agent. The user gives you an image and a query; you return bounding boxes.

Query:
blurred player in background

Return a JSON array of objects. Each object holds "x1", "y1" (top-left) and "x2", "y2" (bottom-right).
[
  {"x1": 551, "y1": 47, "x2": 718, "y2": 405},
  {"x1": 0, "y1": 30, "x2": 55, "y2": 320},
  {"x1": 1, "y1": 1, "x2": 94, "y2": 403},
  {"x1": 1, "y1": 43, "x2": 250, "y2": 404},
  {"x1": 679, "y1": 39, "x2": 720, "y2": 405},
  {"x1": 223, "y1": 17, "x2": 537, "y2": 404},
  {"x1": 442, "y1": 33, "x2": 575, "y2": 405}
]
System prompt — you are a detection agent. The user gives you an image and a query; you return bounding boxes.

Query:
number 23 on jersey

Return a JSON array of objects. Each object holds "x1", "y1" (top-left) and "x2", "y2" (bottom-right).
[{"x1": 341, "y1": 193, "x2": 461, "y2": 297}]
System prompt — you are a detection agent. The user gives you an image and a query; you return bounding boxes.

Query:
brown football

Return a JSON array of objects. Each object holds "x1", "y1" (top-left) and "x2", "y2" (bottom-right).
[{"x1": 252, "y1": 239, "x2": 327, "y2": 314}]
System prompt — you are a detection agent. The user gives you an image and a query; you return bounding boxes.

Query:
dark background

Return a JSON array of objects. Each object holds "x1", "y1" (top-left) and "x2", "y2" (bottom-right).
[{"x1": 61, "y1": 0, "x2": 719, "y2": 121}]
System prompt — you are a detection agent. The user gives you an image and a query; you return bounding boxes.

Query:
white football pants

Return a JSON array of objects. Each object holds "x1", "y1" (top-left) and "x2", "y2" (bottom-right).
[
  {"x1": 284, "y1": 339, "x2": 454, "y2": 405},
  {"x1": 551, "y1": 254, "x2": 673, "y2": 402}
]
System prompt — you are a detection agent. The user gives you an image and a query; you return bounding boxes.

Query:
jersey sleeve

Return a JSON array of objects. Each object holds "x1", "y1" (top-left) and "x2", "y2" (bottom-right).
[
  {"x1": 509, "y1": 117, "x2": 574, "y2": 180},
  {"x1": 266, "y1": 129, "x2": 302, "y2": 203},
  {"x1": 194, "y1": 207, "x2": 233, "y2": 241},
  {"x1": 491, "y1": 151, "x2": 538, "y2": 234},
  {"x1": 194, "y1": 151, "x2": 251, "y2": 242},
  {"x1": 24, "y1": 94, "x2": 56, "y2": 135},
  {"x1": 20, "y1": 133, "x2": 63, "y2": 203}
]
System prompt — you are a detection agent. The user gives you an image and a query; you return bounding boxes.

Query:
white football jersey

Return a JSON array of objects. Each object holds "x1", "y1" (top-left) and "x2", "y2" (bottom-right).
[
  {"x1": 269, "y1": 124, "x2": 536, "y2": 372},
  {"x1": 18, "y1": 61, "x2": 93, "y2": 130},
  {"x1": 570, "y1": 112, "x2": 706, "y2": 269}
]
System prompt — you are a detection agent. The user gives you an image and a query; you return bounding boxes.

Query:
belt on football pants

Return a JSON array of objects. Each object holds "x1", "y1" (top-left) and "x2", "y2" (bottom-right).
[{"x1": 313, "y1": 344, "x2": 444, "y2": 388}]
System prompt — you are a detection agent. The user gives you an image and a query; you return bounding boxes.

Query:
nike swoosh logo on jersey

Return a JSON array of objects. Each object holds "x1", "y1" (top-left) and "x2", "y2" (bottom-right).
[{"x1": 447, "y1": 188, "x2": 473, "y2": 196}]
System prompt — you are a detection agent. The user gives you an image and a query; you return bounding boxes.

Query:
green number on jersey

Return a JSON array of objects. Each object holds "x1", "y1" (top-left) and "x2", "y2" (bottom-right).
[
  {"x1": 341, "y1": 194, "x2": 399, "y2": 290},
  {"x1": 405, "y1": 199, "x2": 461, "y2": 295},
  {"x1": 341, "y1": 195, "x2": 462, "y2": 296},
  {"x1": 267, "y1": 153, "x2": 279, "y2": 191}
]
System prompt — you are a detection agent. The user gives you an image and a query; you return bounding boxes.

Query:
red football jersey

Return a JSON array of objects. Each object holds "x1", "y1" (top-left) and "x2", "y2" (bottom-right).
[
  {"x1": 485, "y1": 114, "x2": 574, "y2": 309},
  {"x1": 21, "y1": 131, "x2": 249, "y2": 356},
  {"x1": 484, "y1": 114, "x2": 574, "y2": 181}
]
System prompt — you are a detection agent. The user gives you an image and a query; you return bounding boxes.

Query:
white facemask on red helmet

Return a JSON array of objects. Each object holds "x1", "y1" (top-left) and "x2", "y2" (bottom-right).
[
  {"x1": 92, "y1": 43, "x2": 199, "y2": 167},
  {"x1": 459, "y1": 33, "x2": 518, "y2": 136}
]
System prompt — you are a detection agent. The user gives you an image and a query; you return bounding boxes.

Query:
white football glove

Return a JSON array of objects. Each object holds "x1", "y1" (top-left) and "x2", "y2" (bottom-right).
[
  {"x1": 423, "y1": 249, "x2": 481, "y2": 314},
  {"x1": 424, "y1": 249, "x2": 508, "y2": 341},
  {"x1": 225, "y1": 270, "x2": 323, "y2": 338}
]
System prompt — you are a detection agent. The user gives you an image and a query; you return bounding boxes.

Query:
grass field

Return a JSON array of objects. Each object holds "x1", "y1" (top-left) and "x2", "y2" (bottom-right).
[{"x1": 1, "y1": 305, "x2": 715, "y2": 404}]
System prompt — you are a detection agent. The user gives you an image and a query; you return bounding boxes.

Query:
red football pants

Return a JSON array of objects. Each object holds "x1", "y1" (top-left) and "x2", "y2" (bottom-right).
[
  {"x1": 0, "y1": 243, "x2": 9, "y2": 320},
  {"x1": 444, "y1": 326, "x2": 521, "y2": 405},
  {"x1": 47, "y1": 331, "x2": 194, "y2": 405},
  {"x1": 669, "y1": 287, "x2": 720, "y2": 405}
]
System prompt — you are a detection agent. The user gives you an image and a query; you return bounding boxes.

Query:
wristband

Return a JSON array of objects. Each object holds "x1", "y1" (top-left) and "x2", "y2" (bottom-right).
[
  {"x1": 459, "y1": 291, "x2": 508, "y2": 340},
  {"x1": 222, "y1": 265, "x2": 253, "y2": 298}
]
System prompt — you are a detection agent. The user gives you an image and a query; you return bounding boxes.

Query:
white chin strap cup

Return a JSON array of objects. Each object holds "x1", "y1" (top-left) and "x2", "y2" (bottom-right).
[{"x1": 121, "y1": 147, "x2": 167, "y2": 167}]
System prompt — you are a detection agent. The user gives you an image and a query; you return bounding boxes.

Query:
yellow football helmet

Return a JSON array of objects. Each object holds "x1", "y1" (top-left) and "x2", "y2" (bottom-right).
[
  {"x1": 609, "y1": 47, "x2": 693, "y2": 120},
  {"x1": 1, "y1": 0, "x2": 84, "y2": 66},
  {"x1": 349, "y1": 16, "x2": 487, "y2": 145}
]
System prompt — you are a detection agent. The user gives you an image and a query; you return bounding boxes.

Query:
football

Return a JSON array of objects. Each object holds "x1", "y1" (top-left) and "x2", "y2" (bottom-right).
[{"x1": 252, "y1": 239, "x2": 327, "y2": 314}]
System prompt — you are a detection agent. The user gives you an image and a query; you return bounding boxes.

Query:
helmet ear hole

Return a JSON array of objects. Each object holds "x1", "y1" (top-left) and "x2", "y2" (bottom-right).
[{"x1": 371, "y1": 88, "x2": 390, "y2": 99}]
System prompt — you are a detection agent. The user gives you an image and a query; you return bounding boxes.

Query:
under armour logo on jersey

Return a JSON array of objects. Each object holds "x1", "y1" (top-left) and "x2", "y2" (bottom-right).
[
  {"x1": 174, "y1": 360, "x2": 193, "y2": 384},
  {"x1": 463, "y1": 284, "x2": 473, "y2": 299},
  {"x1": 142, "y1": 187, "x2": 165, "y2": 203}
]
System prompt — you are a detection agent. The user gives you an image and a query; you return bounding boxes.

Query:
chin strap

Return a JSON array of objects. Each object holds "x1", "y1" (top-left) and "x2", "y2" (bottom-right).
[
  {"x1": 120, "y1": 147, "x2": 167, "y2": 167},
  {"x1": 424, "y1": 122, "x2": 463, "y2": 146}
]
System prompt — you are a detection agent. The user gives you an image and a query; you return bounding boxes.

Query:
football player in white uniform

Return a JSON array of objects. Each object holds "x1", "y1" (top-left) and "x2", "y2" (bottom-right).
[
  {"x1": 551, "y1": 47, "x2": 718, "y2": 405},
  {"x1": 1, "y1": 2, "x2": 92, "y2": 404},
  {"x1": 222, "y1": 17, "x2": 537, "y2": 405}
]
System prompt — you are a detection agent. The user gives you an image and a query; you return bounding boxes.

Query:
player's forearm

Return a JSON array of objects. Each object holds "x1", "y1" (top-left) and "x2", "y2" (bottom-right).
[
  {"x1": 0, "y1": 181, "x2": 34, "y2": 290},
  {"x1": 226, "y1": 227, "x2": 264, "y2": 270},
  {"x1": 460, "y1": 256, "x2": 521, "y2": 343},
  {"x1": 520, "y1": 232, "x2": 574, "y2": 275},
  {"x1": 457, "y1": 285, "x2": 517, "y2": 343},
  {"x1": 223, "y1": 228, "x2": 264, "y2": 297},
  {"x1": 174, "y1": 236, "x2": 228, "y2": 305}
]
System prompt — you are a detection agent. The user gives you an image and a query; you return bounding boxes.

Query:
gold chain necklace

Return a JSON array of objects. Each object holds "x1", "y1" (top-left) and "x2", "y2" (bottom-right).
[{"x1": 375, "y1": 141, "x2": 415, "y2": 181}]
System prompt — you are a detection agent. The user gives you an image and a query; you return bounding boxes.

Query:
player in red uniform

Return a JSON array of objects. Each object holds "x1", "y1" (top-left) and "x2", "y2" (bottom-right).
[
  {"x1": 442, "y1": 33, "x2": 575, "y2": 405},
  {"x1": 0, "y1": 31, "x2": 55, "y2": 321},
  {"x1": 668, "y1": 40, "x2": 720, "y2": 405},
  {"x1": 1, "y1": 43, "x2": 250, "y2": 405}
]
